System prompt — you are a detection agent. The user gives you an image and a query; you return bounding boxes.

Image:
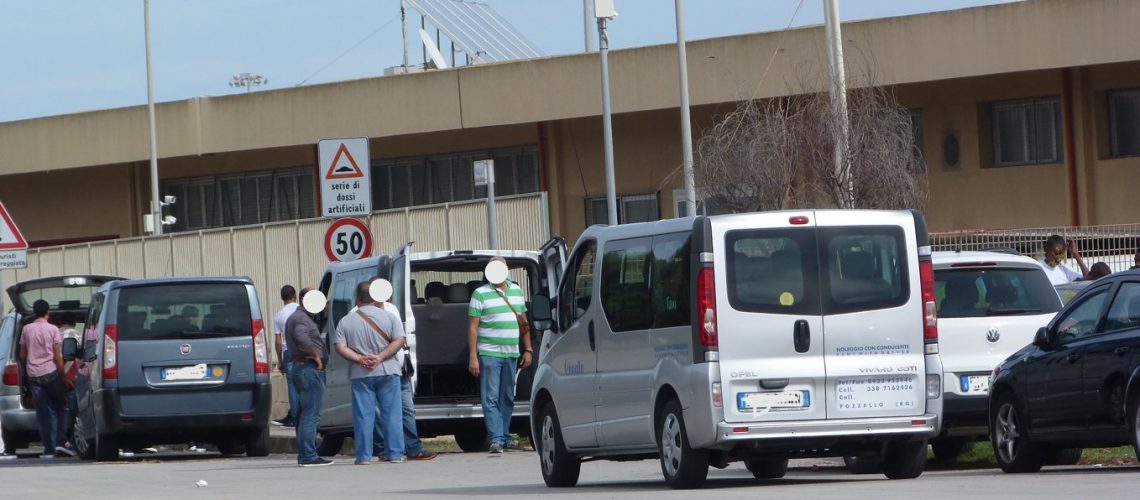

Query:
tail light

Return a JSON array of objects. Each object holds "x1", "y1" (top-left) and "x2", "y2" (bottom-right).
[
  {"x1": 102, "y1": 324, "x2": 119, "y2": 380},
  {"x1": 711, "y1": 382, "x2": 723, "y2": 408},
  {"x1": 697, "y1": 267, "x2": 718, "y2": 347},
  {"x1": 252, "y1": 318, "x2": 269, "y2": 374},
  {"x1": 919, "y1": 258, "x2": 938, "y2": 345},
  {"x1": 2, "y1": 361, "x2": 18, "y2": 386}
]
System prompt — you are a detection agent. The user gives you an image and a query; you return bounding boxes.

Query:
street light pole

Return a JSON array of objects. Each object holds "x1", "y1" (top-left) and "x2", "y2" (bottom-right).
[
  {"x1": 598, "y1": 15, "x2": 618, "y2": 225},
  {"x1": 583, "y1": 0, "x2": 596, "y2": 51},
  {"x1": 675, "y1": 0, "x2": 696, "y2": 218},
  {"x1": 144, "y1": 0, "x2": 161, "y2": 235},
  {"x1": 823, "y1": 0, "x2": 853, "y2": 208}
]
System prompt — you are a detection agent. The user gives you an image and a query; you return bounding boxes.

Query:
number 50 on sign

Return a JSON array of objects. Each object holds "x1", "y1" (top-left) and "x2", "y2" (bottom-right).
[{"x1": 324, "y1": 218, "x2": 373, "y2": 262}]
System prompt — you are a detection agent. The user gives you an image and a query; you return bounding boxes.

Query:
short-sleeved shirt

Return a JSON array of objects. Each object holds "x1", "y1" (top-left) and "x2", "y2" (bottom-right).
[
  {"x1": 285, "y1": 308, "x2": 327, "y2": 366},
  {"x1": 334, "y1": 304, "x2": 406, "y2": 379},
  {"x1": 21, "y1": 318, "x2": 62, "y2": 378},
  {"x1": 468, "y1": 282, "x2": 527, "y2": 359},
  {"x1": 273, "y1": 302, "x2": 300, "y2": 346},
  {"x1": 1038, "y1": 258, "x2": 1082, "y2": 285}
]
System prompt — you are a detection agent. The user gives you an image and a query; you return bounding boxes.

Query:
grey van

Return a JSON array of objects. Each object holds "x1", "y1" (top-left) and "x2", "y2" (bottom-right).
[
  {"x1": 530, "y1": 210, "x2": 944, "y2": 488},
  {"x1": 68, "y1": 276, "x2": 271, "y2": 460}
]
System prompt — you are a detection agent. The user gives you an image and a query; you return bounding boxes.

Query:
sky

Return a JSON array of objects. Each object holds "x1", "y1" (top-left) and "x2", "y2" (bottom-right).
[{"x1": 0, "y1": 0, "x2": 1019, "y2": 123}]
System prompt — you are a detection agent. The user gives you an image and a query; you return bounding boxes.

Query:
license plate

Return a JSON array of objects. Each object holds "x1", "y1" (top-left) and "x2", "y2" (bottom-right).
[
  {"x1": 737, "y1": 390, "x2": 810, "y2": 411},
  {"x1": 161, "y1": 363, "x2": 209, "y2": 381},
  {"x1": 961, "y1": 374, "x2": 990, "y2": 394}
]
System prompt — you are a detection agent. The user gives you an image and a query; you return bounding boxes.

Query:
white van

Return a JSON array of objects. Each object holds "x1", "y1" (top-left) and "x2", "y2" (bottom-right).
[{"x1": 528, "y1": 210, "x2": 943, "y2": 489}]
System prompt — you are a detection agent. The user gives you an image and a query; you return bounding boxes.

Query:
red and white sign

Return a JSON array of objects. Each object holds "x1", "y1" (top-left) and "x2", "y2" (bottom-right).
[
  {"x1": 324, "y1": 218, "x2": 373, "y2": 262},
  {"x1": 319, "y1": 138, "x2": 372, "y2": 218},
  {"x1": 0, "y1": 201, "x2": 28, "y2": 269}
]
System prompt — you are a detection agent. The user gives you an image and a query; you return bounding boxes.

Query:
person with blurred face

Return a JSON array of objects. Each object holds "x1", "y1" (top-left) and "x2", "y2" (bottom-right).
[{"x1": 1037, "y1": 234, "x2": 1089, "y2": 285}]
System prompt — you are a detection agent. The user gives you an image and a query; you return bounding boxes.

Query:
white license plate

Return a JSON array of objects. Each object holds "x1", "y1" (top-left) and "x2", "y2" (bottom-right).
[
  {"x1": 961, "y1": 375, "x2": 990, "y2": 394},
  {"x1": 836, "y1": 376, "x2": 919, "y2": 411},
  {"x1": 161, "y1": 363, "x2": 208, "y2": 381},
  {"x1": 737, "y1": 390, "x2": 810, "y2": 411}
]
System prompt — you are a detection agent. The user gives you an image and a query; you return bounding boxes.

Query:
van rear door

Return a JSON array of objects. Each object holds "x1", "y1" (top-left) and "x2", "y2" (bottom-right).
[{"x1": 815, "y1": 211, "x2": 926, "y2": 419}]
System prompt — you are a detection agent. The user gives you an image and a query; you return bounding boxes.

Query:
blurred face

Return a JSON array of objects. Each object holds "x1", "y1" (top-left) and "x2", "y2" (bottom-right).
[{"x1": 1045, "y1": 243, "x2": 1066, "y2": 267}]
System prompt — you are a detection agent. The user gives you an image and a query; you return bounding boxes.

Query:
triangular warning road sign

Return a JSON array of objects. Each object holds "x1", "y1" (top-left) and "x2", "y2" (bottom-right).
[
  {"x1": 325, "y1": 143, "x2": 365, "y2": 180},
  {"x1": 0, "y1": 201, "x2": 28, "y2": 250}
]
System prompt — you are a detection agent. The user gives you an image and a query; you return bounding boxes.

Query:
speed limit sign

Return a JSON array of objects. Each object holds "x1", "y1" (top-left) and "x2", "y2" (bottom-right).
[{"x1": 324, "y1": 218, "x2": 373, "y2": 262}]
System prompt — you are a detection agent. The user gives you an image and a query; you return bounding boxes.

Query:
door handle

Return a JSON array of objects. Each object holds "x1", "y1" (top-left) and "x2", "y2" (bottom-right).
[
  {"x1": 1115, "y1": 347, "x2": 1131, "y2": 356},
  {"x1": 793, "y1": 320, "x2": 810, "y2": 353},
  {"x1": 1066, "y1": 353, "x2": 1081, "y2": 363},
  {"x1": 587, "y1": 321, "x2": 596, "y2": 351}
]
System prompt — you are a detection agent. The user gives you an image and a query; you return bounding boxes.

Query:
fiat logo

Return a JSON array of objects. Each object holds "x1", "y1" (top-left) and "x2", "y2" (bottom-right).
[
  {"x1": 986, "y1": 327, "x2": 1000, "y2": 343},
  {"x1": 180, "y1": 344, "x2": 192, "y2": 356}
]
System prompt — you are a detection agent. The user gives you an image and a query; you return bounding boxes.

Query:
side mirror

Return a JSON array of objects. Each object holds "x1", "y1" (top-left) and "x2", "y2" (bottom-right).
[
  {"x1": 1032, "y1": 327, "x2": 1051, "y2": 349},
  {"x1": 62, "y1": 337, "x2": 79, "y2": 361},
  {"x1": 529, "y1": 294, "x2": 555, "y2": 333}
]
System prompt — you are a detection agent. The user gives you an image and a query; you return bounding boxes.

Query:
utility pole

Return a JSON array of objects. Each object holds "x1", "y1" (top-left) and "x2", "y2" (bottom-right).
[
  {"x1": 596, "y1": 1, "x2": 617, "y2": 225},
  {"x1": 823, "y1": 0, "x2": 853, "y2": 208},
  {"x1": 401, "y1": 0, "x2": 409, "y2": 69},
  {"x1": 144, "y1": 0, "x2": 161, "y2": 234},
  {"x1": 583, "y1": 0, "x2": 596, "y2": 51},
  {"x1": 675, "y1": 0, "x2": 696, "y2": 217}
]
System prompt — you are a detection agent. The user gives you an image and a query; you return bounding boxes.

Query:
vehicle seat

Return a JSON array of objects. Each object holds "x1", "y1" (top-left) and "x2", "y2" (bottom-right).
[
  {"x1": 985, "y1": 281, "x2": 1018, "y2": 307},
  {"x1": 831, "y1": 251, "x2": 892, "y2": 304},
  {"x1": 466, "y1": 280, "x2": 483, "y2": 296},
  {"x1": 411, "y1": 279, "x2": 424, "y2": 304},
  {"x1": 940, "y1": 277, "x2": 978, "y2": 317},
  {"x1": 447, "y1": 283, "x2": 471, "y2": 304},
  {"x1": 424, "y1": 282, "x2": 447, "y2": 302}
]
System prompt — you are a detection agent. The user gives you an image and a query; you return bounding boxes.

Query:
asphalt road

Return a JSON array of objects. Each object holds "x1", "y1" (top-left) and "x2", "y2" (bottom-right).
[{"x1": 1, "y1": 450, "x2": 1136, "y2": 499}]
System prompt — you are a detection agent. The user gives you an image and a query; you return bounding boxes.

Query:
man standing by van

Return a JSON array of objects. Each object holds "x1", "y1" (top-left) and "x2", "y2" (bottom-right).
[
  {"x1": 468, "y1": 257, "x2": 533, "y2": 454},
  {"x1": 273, "y1": 285, "x2": 300, "y2": 428},
  {"x1": 19, "y1": 299, "x2": 70, "y2": 458},
  {"x1": 285, "y1": 288, "x2": 332, "y2": 467}
]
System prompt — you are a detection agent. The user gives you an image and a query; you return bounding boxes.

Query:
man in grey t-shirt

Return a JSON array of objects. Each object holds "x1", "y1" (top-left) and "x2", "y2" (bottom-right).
[{"x1": 334, "y1": 281, "x2": 406, "y2": 464}]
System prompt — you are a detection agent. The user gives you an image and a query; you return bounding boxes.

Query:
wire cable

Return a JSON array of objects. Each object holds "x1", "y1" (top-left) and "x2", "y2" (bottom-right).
[{"x1": 295, "y1": 13, "x2": 402, "y2": 87}]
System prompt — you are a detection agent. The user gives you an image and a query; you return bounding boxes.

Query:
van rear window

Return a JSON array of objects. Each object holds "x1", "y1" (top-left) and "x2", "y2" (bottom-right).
[
  {"x1": 726, "y1": 229, "x2": 821, "y2": 315},
  {"x1": 116, "y1": 284, "x2": 252, "y2": 340},
  {"x1": 820, "y1": 227, "x2": 909, "y2": 314}
]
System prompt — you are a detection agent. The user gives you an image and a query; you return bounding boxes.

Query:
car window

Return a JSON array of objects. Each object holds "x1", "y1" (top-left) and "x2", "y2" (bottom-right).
[
  {"x1": 558, "y1": 242, "x2": 596, "y2": 332},
  {"x1": 651, "y1": 232, "x2": 691, "y2": 329},
  {"x1": 726, "y1": 228, "x2": 820, "y2": 315},
  {"x1": 116, "y1": 284, "x2": 252, "y2": 340},
  {"x1": 1054, "y1": 286, "x2": 1109, "y2": 344},
  {"x1": 331, "y1": 268, "x2": 374, "y2": 332},
  {"x1": 935, "y1": 268, "x2": 1061, "y2": 318},
  {"x1": 820, "y1": 226, "x2": 908, "y2": 314},
  {"x1": 601, "y1": 238, "x2": 652, "y2": 332},
  {"x1": 84, "y1": 293, "x2": 104, "y2": 343},
  {"x1": 1103, "y1": 282, "x2": 1140, "y2": 332}
]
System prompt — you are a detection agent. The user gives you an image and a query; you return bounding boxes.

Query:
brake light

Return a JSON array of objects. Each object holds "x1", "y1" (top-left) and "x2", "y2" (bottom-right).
[
  {"x1": 711, "y1": 382, "x2": 723, "y2": 408},
  {"x1": 789, "y1": 216, "x2": 810, "y2": 225},
  {"x1": 950, "y1": 262, "x2": 996, "y2": 268},
  {"x1": 919, "y1": 259, "x2": 938, "y2": 344},
  {"x1": 697, "y1": 267, "x2": 718, "y2": 347},
  {"x1": 252, "y1": 318, "x2": 269, "y2": 374},
  {"x1": 103, "y1": 324, "x2": 119, "y2": 380},
  {"x1": 2, "y1": 361, "x2": 18, "y2": 386}
]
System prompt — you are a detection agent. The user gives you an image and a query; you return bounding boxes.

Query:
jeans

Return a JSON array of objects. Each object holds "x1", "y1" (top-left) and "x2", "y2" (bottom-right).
[
  {"x1": 351, "y1": 374, "x2": 403, "y2": 462},
  {"x1": 28, "y1": 372, "x2": 67, "y2": 453},
  {"x1": 283, "y1": 350, "x2": 298, "y2": 421},
  {"x1": 374, "y1": 374, "x2": 426, "y2": 456},
  {"x1": 479, "y1": 355, "x2": 517, "y2": 446},
  {"x1": 291, "y1": 362, "x2": 326, "y2": 464}
]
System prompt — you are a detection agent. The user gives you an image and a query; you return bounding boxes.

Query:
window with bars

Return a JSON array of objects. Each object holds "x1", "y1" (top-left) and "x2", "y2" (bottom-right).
[
  {"x1": 1109, "y1": 89, "x2": 1140, "y2": 158},
  {"x1": 371, "y1": 145, "x2": 540, "y2": 210},
  {"x1": 162, "y1": 166, "x2": 314, "y2": 232},
  {"x1": 586, "y1": 193, "x2": 660, "y2": 226},
  {"x1": 990, "y1": 97, "x2": 1064, "y2": 166}
]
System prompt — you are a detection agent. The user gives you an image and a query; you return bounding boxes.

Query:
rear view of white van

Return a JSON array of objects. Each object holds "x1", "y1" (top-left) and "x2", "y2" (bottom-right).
[{"x1": 530, "y1": 209, "x2": 942, "y2": 489}]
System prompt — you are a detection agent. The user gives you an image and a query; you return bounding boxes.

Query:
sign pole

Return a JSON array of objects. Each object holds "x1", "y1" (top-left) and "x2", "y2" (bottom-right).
[{"x1": 487, "y1": 161, "x2": 498, "y2": 250}]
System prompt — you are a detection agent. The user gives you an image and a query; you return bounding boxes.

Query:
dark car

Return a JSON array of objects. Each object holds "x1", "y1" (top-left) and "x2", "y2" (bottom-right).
[{"x1": 988, "y1": 270, "x2": 1140, "y2": 472}]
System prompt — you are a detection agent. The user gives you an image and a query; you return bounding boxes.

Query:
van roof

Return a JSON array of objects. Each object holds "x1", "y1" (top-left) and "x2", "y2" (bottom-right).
[
  {"x1": 105, "y1": 276, "x2": 254, "y2": 290},
  {"x1": 932, "y1": 250, "x2": 1040, "y2": 269}
]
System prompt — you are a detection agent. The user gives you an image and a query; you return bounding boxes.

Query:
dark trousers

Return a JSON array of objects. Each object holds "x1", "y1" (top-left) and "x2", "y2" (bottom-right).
[{"x1": 27, "y1": 372, "x2": 68, "y2": 453}]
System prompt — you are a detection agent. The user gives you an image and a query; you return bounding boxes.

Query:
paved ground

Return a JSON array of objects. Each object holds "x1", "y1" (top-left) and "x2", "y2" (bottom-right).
[{"x1": 1, "y1": 447, "x2": 1136, "y2": 499}]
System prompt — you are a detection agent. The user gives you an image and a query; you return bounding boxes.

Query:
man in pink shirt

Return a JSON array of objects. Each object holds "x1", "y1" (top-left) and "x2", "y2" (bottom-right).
[{"x1": 19, "y1": 299, "x2": 71, "y2": 458}]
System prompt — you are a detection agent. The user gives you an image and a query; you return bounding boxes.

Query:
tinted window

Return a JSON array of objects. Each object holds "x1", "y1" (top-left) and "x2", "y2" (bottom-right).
[
  {"x1": 16, "y1": 281, "x2": 102, "y2": 312},
  {"x1": 726, "y1": 228, "x2": 820, "y2": 315},
  {"x1": 1103, "y1": 282, "x2": 1140, "y2": 332},
  {"x1": 116, "y1": 284, "x2": 252, "y2": 340},
  {"x1": 1054, "y1": 287, "x2": 1109, "y2": 344},
  {"x1": 558, "y1": 242, "x2": 596, "y2": 331},
  {"x1": 652, "y1": 232, "x2": 691, "y2": 328},
  {"x1": 601, "y1": 238, "x2": 652, "y2": 332},
  {"x1": 935, "y1": 268, "x2": 1062, "y2": 318},
  {"x1": 331, "y1": 268, "x2": 375, "y2": 332},
  {"x1": 821, "y1": 227, "x2": 908, "y2": 314}
]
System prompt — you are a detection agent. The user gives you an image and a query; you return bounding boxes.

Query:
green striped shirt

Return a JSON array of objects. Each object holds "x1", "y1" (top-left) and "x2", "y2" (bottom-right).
[{"x1": 468, "y1": 282, "x2": 527, "y2": 358}]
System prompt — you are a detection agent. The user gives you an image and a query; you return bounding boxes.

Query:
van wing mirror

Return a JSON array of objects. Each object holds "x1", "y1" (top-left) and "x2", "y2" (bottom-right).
[
  {"x1": 1032, "y1": 327, "x2": 1051, "y2": 349},
  {"x1": 529, "y1": 294, "x2": 555, "y2": 332},
  {"x1": 62, "y1": 337, "x2": 79, "y2": 361}
]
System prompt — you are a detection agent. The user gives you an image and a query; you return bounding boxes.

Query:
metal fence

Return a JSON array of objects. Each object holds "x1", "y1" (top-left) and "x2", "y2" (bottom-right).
[{"x1": 931, "y1": 224, "x2": 1140, "y2": 273}]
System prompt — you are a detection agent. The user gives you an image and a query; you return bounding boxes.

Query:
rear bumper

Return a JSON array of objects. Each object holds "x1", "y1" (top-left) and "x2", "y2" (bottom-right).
[
  {"x1": 716, "y1": 413, "x2": 939, "y2": 444},
  {"x1": 413, "y1": 401, "x2": 532, "y2": 437},
  {"x1": 95, "y1": 381, "x2": 271, "y2": 434},
  {"x1": 0, "y1": 394, "x2": 37, "y2": 436}
]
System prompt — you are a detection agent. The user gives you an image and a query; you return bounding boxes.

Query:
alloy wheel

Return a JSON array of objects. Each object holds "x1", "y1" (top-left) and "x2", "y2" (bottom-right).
[
  {"x1": 995, "y1": 402, "x2": 1021, "y2": 462},
  {"x1": 660, "y1": 413, "x2": 682, "y2": 477},
  {"x1": 541, "y1": 414, "x2": 556, "y2": 475}
]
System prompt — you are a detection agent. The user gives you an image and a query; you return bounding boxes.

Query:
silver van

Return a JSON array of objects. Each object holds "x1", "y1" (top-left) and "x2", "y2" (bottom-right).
[{"x1": 529, "y1": 210, "x2": 943, "y2": 488}]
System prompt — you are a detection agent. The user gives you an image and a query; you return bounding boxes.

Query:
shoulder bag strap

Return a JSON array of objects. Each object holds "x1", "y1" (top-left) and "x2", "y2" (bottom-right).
[
  {"x1": 494, "y1": 286, "x2": 526, "y2": 324},
  {"x1": 355, "y1": 309, "x2": 392, "y2": 344}
]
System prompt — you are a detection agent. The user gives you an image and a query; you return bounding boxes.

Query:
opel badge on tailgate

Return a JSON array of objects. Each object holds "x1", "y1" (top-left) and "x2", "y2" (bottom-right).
[
  {"x1": 180, "y1": 344, "x2": 192, "y2": 355},
  {"x1": 986, "y1": 327, "x2": 1000, "y2": 343}
]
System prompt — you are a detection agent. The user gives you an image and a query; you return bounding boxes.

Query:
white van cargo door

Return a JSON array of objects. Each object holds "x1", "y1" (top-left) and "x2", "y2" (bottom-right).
[
  {"x1": 393, "y1": 241, "x2": 416, "y2": 390},
  {"x1": 712, "y1": 213, "x2": 827, "y2": 423},
  {"x1": 814, "y1": 211, "x2": 926, "y2": 419}
]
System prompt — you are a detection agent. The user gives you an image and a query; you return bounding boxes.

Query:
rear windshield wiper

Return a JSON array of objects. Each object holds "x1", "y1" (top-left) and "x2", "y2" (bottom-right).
[{"x1": 985, "y1": 307, "x2": 1042, "y2": 316}]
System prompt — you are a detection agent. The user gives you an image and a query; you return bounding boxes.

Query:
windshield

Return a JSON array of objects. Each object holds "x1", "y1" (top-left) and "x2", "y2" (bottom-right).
[
  {"x1": 935, "y1": 267, "x2": 1061, "y2": 318},
  {"x1": 116, "y1": 283, "x2": 252, "y2": 340}
]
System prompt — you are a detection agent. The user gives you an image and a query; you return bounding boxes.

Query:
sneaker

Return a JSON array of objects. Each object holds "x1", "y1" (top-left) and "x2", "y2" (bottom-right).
[
  {"x1": 407, "y1": 450, "x2": 437, "y2": 461},
  {"x1": 353, "y1": 459, "x2": 371, "y2": 465},
  {"x1": 382, "y1": 456, "x2": 407, "y2": 464},
  {"x1": 488, "y1": 443, "x2": 504, "y2": 454},
  {"x1": 375, "y1": 455, "x2": 389, "y2": 463},
  {"x1": 54, "y1": 446, "x2": 77, "y2": 458},
  {"x1": 40, "y1": 454, "x2": 55, "y2": 459},
  {"x1": 299, "y1": 458, "x2": 335, "y2": 467},
  {"x1": 142, "y1": 447, "x2": 159, "y2": 454},
  {"x1": 188, "y1": 444, "x2": 208, "y2": 453},
  {"x1": 504, "y1": 440, "x2": 526, "y2": 452},
  {"x1": 272, "y1": 417, "x2": 295, "y2": 427},
  {"x1": 0, "y1": 453, "x2": 15, "y2": 460},
  {"x1": 119, "y1": 450, "x2": 135, "y2": 458}
]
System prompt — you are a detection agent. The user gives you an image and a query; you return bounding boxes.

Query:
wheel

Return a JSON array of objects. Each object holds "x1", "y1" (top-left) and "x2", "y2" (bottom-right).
[
  {"x1": 94, "y1": 432, "x2": 119, "y2": 462},
  {"x1": 73, "y1": 413, "x2": 95, "y2": 460},
  {"x1": 246, "y1": 426, "x2": 269, "y2": 457},
  {"x1": 843, "y1": 454, "x2": 882, "y2": 474},
  {"x1": 1045, "y1": 447, "x2": 1082, "y2": 466},
  {"x1": 316, "y1": 433, "x2": 345, "y2": 456},
  {"x1": 536, "y1": 402, "x2": 580, "y2": 487},
  {"x1": 657, "y1": 398, "x2": 709, "y2": 489},
  {"x1": 744, "y1": 457, "x2": 788, "y2": 479},
  {"x1": 454, "y1": 429, "x2": 489, "y2": 453},
  {"x1": 931, "y1": 437, "x2": 973, "y2": 463},
  {"x1": 881, "y1": 439, "x2": 927, "y2": 479},
  {"x1": 1130, "y1": 394, "x2": 1140, "y2": 462},
  {"x1": 990, "y1": 394, "x2": 1044, "y2": 473}
]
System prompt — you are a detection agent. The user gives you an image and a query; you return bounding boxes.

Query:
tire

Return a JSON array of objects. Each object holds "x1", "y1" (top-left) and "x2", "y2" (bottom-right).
[
  {"x1": 73, "y1": 413, "x2": 95, "y2": 460},
  {"x1": 1045, "y1": 447, "x2": 1082, "y2": 466},
  {"x1": 881, "y1": 439, "x2": 927, "y2": 479},
  {"x1": 246, "y1": 426, "x2": 269, "y2": 457},
  {"x1": 990, "y1": 394, "x2": 1044, "y2": 473},
  {"x1": 454, "y1": 429, "x2": 489, "y2": 453},
  {"x1": 536, "y1": 402, "x2": 580, "y2": 487},
  {"x1": 1130, "y1": 394, "x2": 1140, "y2": 462},
  {"x1": 843, "y1": 454, "x2": 882, "y2": 475},
  {"x1": 94, "y1": 432, "x2": 119, "y2": 462},
  {"x1": 1, "y1": 426, "x2": 28, "y2": 452},
  {"x1": 657, "y1": 399, "x2": 709, "y2": 489},
  {"x1": 745, "y1": 457, "x2": 788, "y2": 479},
  {"x1": 217, "y1": 442, "x2": 245, "y2": 456},
  {"x1": 316, "y1": 433, "x2": 345, "y2": 457},
  {"x1": 931, "y1": 437, "x2": 973, "y2": 463}
]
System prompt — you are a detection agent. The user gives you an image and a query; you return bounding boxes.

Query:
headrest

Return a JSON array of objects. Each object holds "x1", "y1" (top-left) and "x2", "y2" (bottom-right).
[
  {"x1": 466, "y1": 280, "x2": 483, "y2": 295},
  {"x1": 840, "y1": 252, "x2": 876, "y2": 280},
  {"x1": 424, "y1": 282, "x2": 447, "y2": 300},
  {"x1": 447, "y1": 283, "x2": 471, "y2": 303}
]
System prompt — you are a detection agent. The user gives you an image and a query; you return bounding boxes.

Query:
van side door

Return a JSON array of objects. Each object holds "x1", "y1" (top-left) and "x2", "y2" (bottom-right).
[{"x1": 549, "y1": 240, "x2": 600, "y2": 448}]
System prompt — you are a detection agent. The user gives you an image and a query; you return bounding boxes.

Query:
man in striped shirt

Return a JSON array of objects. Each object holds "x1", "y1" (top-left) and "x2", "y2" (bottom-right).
[{"x1": 467, "y1": 257, "x2": 534, "y2": 454}]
